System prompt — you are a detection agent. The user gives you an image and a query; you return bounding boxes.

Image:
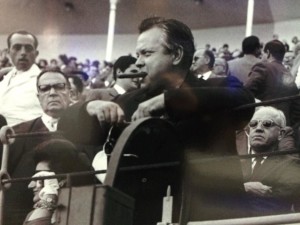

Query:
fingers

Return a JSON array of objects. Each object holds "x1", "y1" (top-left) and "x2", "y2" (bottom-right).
[
  {"x1": 132, "y1": 104, "x2": 151, "y2": 121},
  {"x1": 87, "y1": 100, "x2": 125, "y2": 125}
]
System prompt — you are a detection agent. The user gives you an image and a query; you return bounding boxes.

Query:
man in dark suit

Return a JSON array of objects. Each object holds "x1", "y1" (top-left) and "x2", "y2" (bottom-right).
[
  {"x1": 111, "y1": 17, "x2": 255, "y2": 224},
  {"x1": 0, "y1": 69, "x2": 124, "y2": 225},
  {"x1": 244, "y1": 106, "x2": 300, "y2": 216},
  {"x1": 245, "y1": 40, "x2": 300, "y2": 126}
]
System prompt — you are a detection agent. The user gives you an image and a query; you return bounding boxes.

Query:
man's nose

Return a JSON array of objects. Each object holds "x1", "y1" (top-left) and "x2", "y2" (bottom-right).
[
  {"x1": 20, "y1": 46, "x2": 27, "y2": 55},
  {"x1": 135, "y1": 57, "x2": 144, "y2": 68},
  {"x1": 49, "y1": 86, "x2": 58, "y2": 95},
  {"x1": 28, "y1": 180, "x2": 36, "y2": 189}
]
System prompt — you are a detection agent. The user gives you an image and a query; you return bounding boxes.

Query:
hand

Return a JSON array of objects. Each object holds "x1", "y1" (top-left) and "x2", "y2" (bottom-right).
[
  {"x1": 0, "y1": 125, "x2": 15, "y2": 144},
  {"x1": 244, "y1": 181, "x2": 272, "y2": 196},
  {"x1": 132, "y1": 94, "x2": 165, "y2": 121},
  {"x1": 32, "y1": 171, "x2": 59, "y2": 200},
  {"x1": 86, "y1": 100, "x2": 125, "y2": 125}
]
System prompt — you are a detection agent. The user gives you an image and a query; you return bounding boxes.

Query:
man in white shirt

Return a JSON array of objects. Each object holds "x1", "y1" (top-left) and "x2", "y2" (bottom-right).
[{"x1": 0, "y1": 30, "x2": 43, "y2": 126}]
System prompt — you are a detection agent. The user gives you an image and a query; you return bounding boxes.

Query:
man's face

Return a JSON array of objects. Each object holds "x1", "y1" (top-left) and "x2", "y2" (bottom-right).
[
  {"x1": 37, "y1": 72, "x2": 70, "y2": 118},
  {"x1": 8, "y1": 33, "x2": 38, "y2": 71},
  {"x1": 135, "y1": 27, "x2": 174, "y2": 87},
  {"x1": 249, "y1": 110, "x2": 282, "y2": 152},
  {"x1": 190, "y1": 50, "x2": 207, "y2": 74}
]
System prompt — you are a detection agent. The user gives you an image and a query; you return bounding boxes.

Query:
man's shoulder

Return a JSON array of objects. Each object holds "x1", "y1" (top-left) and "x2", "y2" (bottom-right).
[{"x1": 12, "y1": 117, "x2": 42, "y2": 134}]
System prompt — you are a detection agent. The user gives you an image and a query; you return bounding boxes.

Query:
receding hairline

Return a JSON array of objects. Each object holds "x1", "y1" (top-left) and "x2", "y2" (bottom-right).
[{"x1": 253, "y1": 107, "x2": 286, "y2": 127}]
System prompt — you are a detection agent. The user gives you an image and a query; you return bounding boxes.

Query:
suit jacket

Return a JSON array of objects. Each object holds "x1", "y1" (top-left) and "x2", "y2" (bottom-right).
[
  {"x1": 4, "y1": 117, "x2": 53, "y2": 225},
  {"x1": 3, "y1": 102, "x2": 101, "y2": 225},
  {"x1": 245, "y1": 60, "x2": 300, "y2": 126},
  {"x1": 228, "y1": 55, "x2": 261, "y2": 84},
  {"x1": 115, "y1": 74, "x2": 255, "y2": 223},
  {"x1": 245, "y1": 155, "x2": 300, "y2": 216},
  {"x1": 83, "y1": 87, "x2": 119, "y2": 101}
]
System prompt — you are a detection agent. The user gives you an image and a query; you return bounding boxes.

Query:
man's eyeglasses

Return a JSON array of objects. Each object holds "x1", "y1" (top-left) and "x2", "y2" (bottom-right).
[
  {"x1": 38, "y1": 83, "x2": 68, "y2": 94},
  {"x1": 249, "y1": 119, "x2": 281, "y2": 129}
]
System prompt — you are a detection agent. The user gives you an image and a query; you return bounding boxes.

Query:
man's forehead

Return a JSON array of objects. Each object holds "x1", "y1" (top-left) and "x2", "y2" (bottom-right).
[
  {"x1": 10, "y1": 33, "x2": 35, "y2": 46},
  {"x1": 136, "y1": 27, "x2": 164, "y2": 51},
  {"x1": 38, "y1": 72, "x2": 66, "y2": 84},
  {"x1": 252, "y1": 109, "x2": 278, "y2": 121},
  {"x1": 194, "y1": 49, "x2": 205, "y2": 58}
]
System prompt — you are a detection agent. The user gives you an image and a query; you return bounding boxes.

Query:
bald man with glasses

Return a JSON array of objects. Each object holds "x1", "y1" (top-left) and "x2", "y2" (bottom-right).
[{"x1": 243, "y1": 106, "x2": 300, "y2": 216}]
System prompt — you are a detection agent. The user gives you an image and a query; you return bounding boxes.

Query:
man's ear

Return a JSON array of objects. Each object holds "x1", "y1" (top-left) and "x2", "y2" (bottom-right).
[
  {"x1": 278, "y1": 129, "x2": 286, "y2": 141},
  {"x1": 172, "y1": 46, "x2": 184, "y2": 66},
  {"x1": 35, "y1": 50, "x2": 39, "y2": 58}
]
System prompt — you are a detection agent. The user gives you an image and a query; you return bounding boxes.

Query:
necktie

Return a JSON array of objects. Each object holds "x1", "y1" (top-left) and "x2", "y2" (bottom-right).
[{"x1": 252, "y1": 157, "x2": 263, "y2": 175}]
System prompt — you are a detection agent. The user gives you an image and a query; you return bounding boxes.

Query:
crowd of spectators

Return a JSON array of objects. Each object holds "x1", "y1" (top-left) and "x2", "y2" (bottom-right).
[{"x1": 0, "y1": 20, "x2": 300, "y2": 225}]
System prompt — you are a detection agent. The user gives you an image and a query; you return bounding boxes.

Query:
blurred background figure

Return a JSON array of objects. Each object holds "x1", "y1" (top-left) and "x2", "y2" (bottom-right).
[{"x1": 213, "y1": 57, "x2": 228, "y2": 76}]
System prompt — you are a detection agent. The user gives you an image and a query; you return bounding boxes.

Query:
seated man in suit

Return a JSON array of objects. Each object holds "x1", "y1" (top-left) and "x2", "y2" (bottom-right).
[
  {"x1": 190, "y1": 49, "x2": 217, "y2": 79},
  {"x1": 0, "y1": 69, "x2": 124, "y2": 225},
  {"x1": 244, "y1": 106, "x2": 300, "y2": 216}
]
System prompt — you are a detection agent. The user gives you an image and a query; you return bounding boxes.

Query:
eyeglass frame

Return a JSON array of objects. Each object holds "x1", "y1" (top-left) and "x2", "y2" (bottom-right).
[
  {"x1": 249, "y1": 119, "x2": 282, "y2": 129},
  {"x1": 37, "y1": 83, "x2": 69, "y2": 94}
]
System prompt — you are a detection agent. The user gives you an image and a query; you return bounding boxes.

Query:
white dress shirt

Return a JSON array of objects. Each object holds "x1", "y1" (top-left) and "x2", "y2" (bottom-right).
[
  {"x1": 197, "y1": 71, "x2": 212, "y2": 80},
  {"x1": 0, "y1": 64, "x2": 43, "y2": 126},
  {"x1": 41, "y1": 113, "x2": 59, "y2": 132}
]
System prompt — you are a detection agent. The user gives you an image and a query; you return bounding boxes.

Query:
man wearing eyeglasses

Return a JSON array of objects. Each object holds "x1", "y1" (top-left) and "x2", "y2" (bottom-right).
[
  {"x1": 244, "y1": 106, "x2": 300, "y2": 216},
  {"x1": 0, "y1": 30, "x2": 43, "y2": 126},
  {"x1": 1, "y1": 69, "x2": 124, "y2": 225}
]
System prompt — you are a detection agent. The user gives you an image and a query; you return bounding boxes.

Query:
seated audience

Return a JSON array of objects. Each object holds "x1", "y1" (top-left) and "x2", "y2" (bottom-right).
[
  {"x1": 228, "y1": 35, "x2": 261, "y2": 84},
  {"x1": 85, "y1": 55, "x2": 141, "y2": 101},
  {"x1": 245, "y1": 40, "x2": 300, "y2": 126},
  {"x1": 23, "y1": 139, "x2": 93, "y2": 225},
  {"x1": 213, "y1": 57, "x2": 228, "y2": 76},
  {"x1": 244, "y1": 106, "x2": 300, "y2": 216},
  {"x1": 0, "y1": 68, "x2": 124, "y2": 225}
]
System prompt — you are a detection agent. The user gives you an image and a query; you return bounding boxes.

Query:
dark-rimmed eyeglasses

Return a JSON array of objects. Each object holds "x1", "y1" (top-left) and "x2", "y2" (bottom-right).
[
  {"x1": 249, "y1": 119, "x2": 281, "y2": 129},
  {"x1": 38, "y1": 83, "x2": 67, "y2": 94}
]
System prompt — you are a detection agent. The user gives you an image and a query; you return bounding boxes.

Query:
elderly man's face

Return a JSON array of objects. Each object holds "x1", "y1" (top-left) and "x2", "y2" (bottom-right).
[
  {"x1": 135, "y1": 27, "x2": 174, "y2": 87},
  {"x1": 190, "y1": 50, "x2": 207, "y2": 74},
  {"x1": 249, "y1": 109, "x2": 283, "y2": 152},
  {"x1": 37, "y1": 72, "x2": 70, "y2": 118},
  {"x1": 8, "y1": 33, "x2": 38, "y2": 71}
]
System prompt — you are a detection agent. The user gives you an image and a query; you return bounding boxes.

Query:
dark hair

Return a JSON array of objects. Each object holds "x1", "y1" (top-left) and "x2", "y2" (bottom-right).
[
  {"x1": 34, "y1": 139, "x2": 94, "y2": 186},
  {"x1": 138, "y1": 16, "x2": 195, "y2": 71},
  {"x1": 242, "y1": 36, "x2": 260, "y2": 54},
  {"x1": 67, "y1": 75, "x2": 84, "y2": 93},
  {"x1": 263, "y1": 40, "x2": 286, "y2": 61},
  {"x1": 113, "y1": 55, "x2": 137, "y2": 80},
  {"x1": 204, "y1": 50, "x2": 215, "y2": 69},
  {"x1": 7, "y1": 30, "x2": 38, "y2": 49},
  {"x1": 69, "y1": 70, "x2": 89, "y2": 81},
  {"x1": 36, "y1": 68, "x2": 70, "y2": 88}
]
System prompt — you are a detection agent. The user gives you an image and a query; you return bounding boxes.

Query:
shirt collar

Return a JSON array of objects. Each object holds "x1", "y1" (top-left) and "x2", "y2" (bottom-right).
[
  {"x1": 198, "y1": 71, "x2": 212, "y2": 80},
  {"x1": 41, "y1": 113, "x2": 60, "y2": 131},
  {"x1": 113, "y1": 84, "x2": 126, "y2": 95}
]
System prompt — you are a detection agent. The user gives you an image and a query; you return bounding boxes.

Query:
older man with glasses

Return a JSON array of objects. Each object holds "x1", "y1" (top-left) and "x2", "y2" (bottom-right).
[
  {"x1": 0, "y1": 68, "x2": 124, "y2": 225},
  {"x1": 243, "y1": 106, "x2": 300, "y2": 216}
]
